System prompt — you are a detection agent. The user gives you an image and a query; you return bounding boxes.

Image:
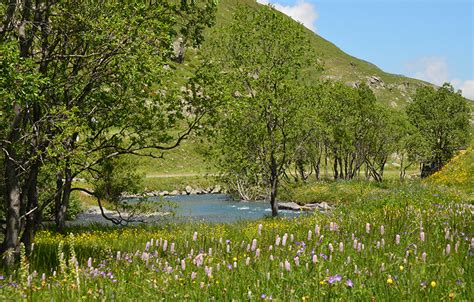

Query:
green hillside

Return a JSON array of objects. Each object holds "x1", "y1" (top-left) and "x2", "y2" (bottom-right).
[
  {"x1": 211, "y1": 0, "x2": 431, "y2": 108},
  {"x1": 429, "y1": 141, "x2": 474, "y2": 198},
  {"x1": 136, "y1": 0, "x2": 466, "y2": 181}
]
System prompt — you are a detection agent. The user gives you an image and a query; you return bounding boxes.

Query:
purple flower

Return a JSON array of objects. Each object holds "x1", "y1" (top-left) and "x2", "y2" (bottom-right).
[
  {"x1": 456, "y1": 280, "x2": 463, "y2": 285},
  {"x1": 227, "y1": 264, "x2": 233, "y2": 270},
  {"x1": 261, "y1": 294, "x2": 267, "y2": 299},
  {"x1": 319, "y1": 253, "x2": 328, "y2": 260},
  {"x1": 346, "y1": 279, "x2": 354, "y2": 288},
  {"x1": 0, "y1": 276, "x2": 4, "y2": 280},
  {"x1": 328, "y1": 274, "x2": 342, "y2": 284}
]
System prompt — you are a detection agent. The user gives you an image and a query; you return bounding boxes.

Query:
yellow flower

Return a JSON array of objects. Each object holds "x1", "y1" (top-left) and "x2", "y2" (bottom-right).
[
  {"x1": 302, "y1": 296, "x2": 309, "y2": 301},
  {"x1": 387, "y1": 278, "x2": 394, "y2": 285},
  {"x1": 449, "y1": 292, "x2": 455, "y2": 299},
  {"x1": 319, "y1": 280, "x2": 326, "y2": 285},
  {"x1": 430, "y1": 281, "x2": 437, "y2": 288},
  {"x1": 399, "y1": 265, "x2": 404, "y2": 271},
  {"x1": 233, "y1": 257, "x2": 238, "y2": 261}
]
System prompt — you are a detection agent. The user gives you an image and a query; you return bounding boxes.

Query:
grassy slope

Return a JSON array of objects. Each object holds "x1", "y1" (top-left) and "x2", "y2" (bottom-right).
[{"x1": 428, "y1": 141, "x2": 474, "y2": 201}]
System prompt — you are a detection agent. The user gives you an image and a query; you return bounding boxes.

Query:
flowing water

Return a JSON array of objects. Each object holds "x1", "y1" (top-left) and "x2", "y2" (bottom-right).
[{"x1": 148, "y1": 194, "x2": 304, "y2": 223}]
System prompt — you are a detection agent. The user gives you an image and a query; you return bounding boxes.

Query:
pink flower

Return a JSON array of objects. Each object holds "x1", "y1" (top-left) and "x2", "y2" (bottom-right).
[
  {"x1": 339, "y1": 242, "x2": 344, "y2": 252},
  {"x1": 329, "y1": 243, "x2": 334, "y2": 253},
  {"x1": 170, "y1": 242, "x2": 175, "y2": 254},
  {"x1": 275, "y1": 236, "x2": 281, "y2": 246},
  {"x1": 312, "y1": 254, "x2": 318, "y2": 264},
  {"x1": 193, "y1": 232, "x2": 198, "y2": 241},
  {"x1": 445, "y1": 244, "x2": 451, "y2": 255},
  {"x1": 256, "y1": 248, "x2": 261, "y2": 257},
  {"x1": 251, "y1": 239, "x2": 258, "y2": 251},
  {"x1": 181, "y1": 259, "x2": 186, "y2": 271},
  {"x1": 420, "y1": 231, "x2": 425, "y2": 242},
  {"x1": 308, "y1": 230, "x2": 312, "y2": 241},
  {"x1": 193, "y1": 253, "x2": 204, "y2": 267},
  {"x1": 366, "y1": 223, "x2": 371, "y2": 234},
  {"x1": 282, "y1": 234, "x2": 288, "y2": 246},
  {"x1": 258, "y1": 224, "x2": 263, "y2": 235},
  {"x1": 294, "y1": 256, "x2": 300, "y2": 266},
  {"x1": 191, "y1": 272, "x2": 197, "y2": 280},
  {"x1": 284, "y1": 260, "x2": 291, "y2": 271},
  {"x1": 395, "y1": 234, "x2": 401, "y2": 245},
  {"x1": 205, "y1": 266, "x2": 212, "y2": 278},
  {"x1": 380, "y1": 225, "x2": 385, "y2": 236},
  {"x1": 421, "y1": 251, "x2": 427, "y2": 262}
]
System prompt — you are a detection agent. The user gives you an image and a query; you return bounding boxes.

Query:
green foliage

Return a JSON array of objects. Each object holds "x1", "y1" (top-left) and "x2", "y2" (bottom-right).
[
  {"x1": 43, "y1": 194, "x2": 83, "y2": 221},
  {"x1": 407, "y1": 83, "x2": 471, "y2": 172},
  {"x1": 205, "y1": 4, "x2": 318, "y2": 203},
  {"x1": 92, "y1": 157, "x2": 144, "y2": 203}
]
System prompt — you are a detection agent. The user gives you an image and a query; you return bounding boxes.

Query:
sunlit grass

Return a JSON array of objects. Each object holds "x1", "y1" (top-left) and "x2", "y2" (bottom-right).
[{"x1": 1, "y1": 184, "x2": 472, "y2": 300}]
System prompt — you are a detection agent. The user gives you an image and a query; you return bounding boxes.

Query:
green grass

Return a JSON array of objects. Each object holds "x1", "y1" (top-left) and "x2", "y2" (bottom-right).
[
  {"x1": 1, "y1": 183, "x2": 472, "y2": 300},
  {"x1": 143, "y1": 175, "x2": 221, "y2": 192},
  {"x1": 429, "y1": 142, "x2": 474, "y2": 200}
]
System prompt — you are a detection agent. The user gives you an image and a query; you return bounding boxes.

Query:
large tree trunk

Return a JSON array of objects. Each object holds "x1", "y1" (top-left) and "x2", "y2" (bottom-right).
[
  {"x1": 338, "y1": 156, "x2": 344, "y2": 179},
  {"x1": 270, "y1": 176, "x2": 278, "y2": 217},
  {"x1": 55, "y1": 164, "x2": 72, "y2": 232},
  {"x1": 2, "y1": 104, "x2": 23, "y2": 266},
  {"x1": 269, "y1": 153, "x2": 279, "y2": 217},
  {"x1": 20, "y1": 162, "x2": 40, "y2": 256}
]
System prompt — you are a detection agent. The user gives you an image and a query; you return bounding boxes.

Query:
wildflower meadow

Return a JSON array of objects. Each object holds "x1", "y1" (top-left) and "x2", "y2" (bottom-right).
[{"x1": 0, "y1": 186, "x2": 472, "y2": 301}]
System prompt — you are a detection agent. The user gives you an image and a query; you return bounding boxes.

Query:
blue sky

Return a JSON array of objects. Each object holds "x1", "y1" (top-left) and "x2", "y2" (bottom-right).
[{"x1": 257, "y1": 0, "x2": 474, "y2": 99}]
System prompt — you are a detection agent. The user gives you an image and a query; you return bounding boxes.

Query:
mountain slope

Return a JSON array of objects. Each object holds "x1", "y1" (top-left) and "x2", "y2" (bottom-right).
[
  {"x1": 208, "y1": 0, "x2": 429, "y2": 108},
  {"x1": 137, "y1": 0, "x2": 467, "y2": 181}
]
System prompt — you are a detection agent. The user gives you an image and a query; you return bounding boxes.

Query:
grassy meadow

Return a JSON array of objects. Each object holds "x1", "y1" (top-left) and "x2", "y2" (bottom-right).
[
  {"x1": 3, "y1": 143, "x2": 471, "y2": 301},
  {"x1": 1, "y1": 170, "x2": 473, "y2": 300}
]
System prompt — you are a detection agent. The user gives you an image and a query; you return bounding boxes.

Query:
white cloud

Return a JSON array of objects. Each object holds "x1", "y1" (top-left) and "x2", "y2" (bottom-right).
[
  {"x1": 405, "y1": 57, "x2": 449, "y2": 85},
  {"x1": 405, "y1": 57, "x2": 473, "y2": 100},
  {"x1": 457, "y1": 80, "x2": 474, "y2": 100},
  {"x1": 257, "y1": 0, "x2": 319, "y2": 32}
]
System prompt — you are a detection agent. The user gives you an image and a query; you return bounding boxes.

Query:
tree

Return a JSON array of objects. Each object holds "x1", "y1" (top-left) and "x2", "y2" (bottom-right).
[
  {"x1": 0, "y1": 0, "x2": 216, "y2": 264},
  {"x1": 205, "y1": 5, "x2": 318, "y2": 216},
  {"x1": 407, "y1": 83, "x2": 471, "y2": 177}
]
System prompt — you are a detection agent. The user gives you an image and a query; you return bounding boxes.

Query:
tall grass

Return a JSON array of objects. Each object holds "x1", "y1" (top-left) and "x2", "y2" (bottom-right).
[{"x1": 1, "y1": 184, "x2": 472, "y2": 300}]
